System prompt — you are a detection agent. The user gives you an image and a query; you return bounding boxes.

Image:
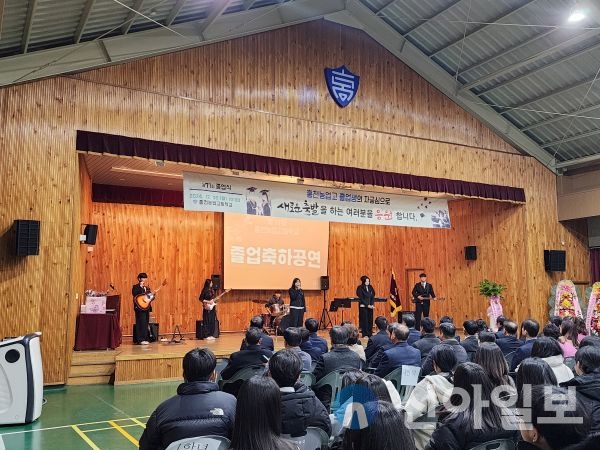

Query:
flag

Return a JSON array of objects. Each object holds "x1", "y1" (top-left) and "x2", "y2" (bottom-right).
[{"x1": 389, "y1": 269, "x2": 402, "y2": 317}]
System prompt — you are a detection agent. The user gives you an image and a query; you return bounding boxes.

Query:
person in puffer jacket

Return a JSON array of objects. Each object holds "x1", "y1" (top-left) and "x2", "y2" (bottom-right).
[
  {"x1": 268, "y1": 349, "x2": 331, "y2": 437},
  {"x1": 139, "y1": 348, "x2": 236, "y2": 450}
]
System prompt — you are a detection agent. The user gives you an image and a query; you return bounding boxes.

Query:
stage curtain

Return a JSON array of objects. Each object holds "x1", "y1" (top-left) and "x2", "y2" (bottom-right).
[{"x1": 591, "y1": 248, "x2": 600, "y2": 283}]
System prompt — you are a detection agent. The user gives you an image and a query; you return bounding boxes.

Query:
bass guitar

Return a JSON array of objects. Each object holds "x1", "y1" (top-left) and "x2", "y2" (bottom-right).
[
  {"x1": 134, "y1": 279, "x2": 167, "y2": 311},
  {"x1": 203, "y1": 289, "x2": 232, "y2": 311}
]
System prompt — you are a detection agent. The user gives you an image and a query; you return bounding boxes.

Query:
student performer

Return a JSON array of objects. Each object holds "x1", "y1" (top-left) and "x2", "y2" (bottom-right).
[
  {"x1": 411, "y1": 272, "x2": 436, "y2": 330},
  {"x1": 357, "y1": 275, "x2": 375, "y2": 338},
  {"x1": 288, "y1": 278, "x2": 305, "y2": 327},
  {"x1": 132, "y1": 272, "x2": 151, "y2": 345},
  {"x1": 200, "y1": 278, "x2": 218, "y2": 340}
]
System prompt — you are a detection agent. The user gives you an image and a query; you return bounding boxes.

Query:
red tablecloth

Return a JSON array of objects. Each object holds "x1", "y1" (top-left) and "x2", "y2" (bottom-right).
[{"x1": 74, "y1": 314, "x2": 122, "y2": 350}]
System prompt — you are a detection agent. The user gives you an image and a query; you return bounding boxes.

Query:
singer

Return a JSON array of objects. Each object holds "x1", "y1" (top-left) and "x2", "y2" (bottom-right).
[
  {"x1": 288, "y1": 277, "x2": 305, "y2": 327},
  {"x1": 356, "y1": 275, "x2": 375, "y2": 337},
  {"x1": 411, "y1": 273, "x2": 436, "y2": 329},
  {"x1": 199, "y1": 279, "x2": 218, "y2": 340}
]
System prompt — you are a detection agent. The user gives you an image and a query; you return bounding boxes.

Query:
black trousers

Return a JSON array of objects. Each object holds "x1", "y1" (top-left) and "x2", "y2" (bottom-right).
[
  {"x1": 289, "y1": 308, "x2": 304, "y2": 328},
  {"x1": 203, "y1": 307, "x2": 217, "y2": 337},
  {"x1": 359, "y1": 306, "x2": 373, "y2": 337},
  {"x1": 134, "y1": 309, "x2": 150, "y2": 343},
  {"x1": 415, "y1": 300, "x2": 431, "y2": 330}
]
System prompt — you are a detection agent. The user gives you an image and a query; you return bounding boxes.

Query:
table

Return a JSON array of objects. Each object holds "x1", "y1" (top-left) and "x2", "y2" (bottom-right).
[{"x1": 74, "y1": 314, "x2": 122, "y2": 351}]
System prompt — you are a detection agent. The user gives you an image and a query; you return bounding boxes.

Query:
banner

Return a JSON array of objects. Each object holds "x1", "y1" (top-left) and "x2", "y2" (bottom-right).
[{"x1": 184, "y1": 173, "x2": 451, "y2": 229}]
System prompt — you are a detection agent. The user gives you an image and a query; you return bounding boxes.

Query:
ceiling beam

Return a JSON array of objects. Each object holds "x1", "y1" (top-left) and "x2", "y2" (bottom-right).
[
  {"x1": 165, "y1": 0, "x2": 187, "y2": 26},
  {"x1": 74, "y1": 0, "x2": 96, "y2": 44},
  {"x1": 520, "y1": 103, "x2": 600, "y2": 132},
  {"x1": 429, "y1": 0, "x2": 536, "y2": 58},
  {"x1": 541, "y1": 128, "x2": 600, "y2": 148},
  {"x1": 121, "y1": 0, "x2": 145, "y2": 35},
  {"x1": 21, "y1": 0, "x2": 39, "y2": 54},
  {"x1": 196, "y1": 0, "x2": 233, "y2": 36},
  {"x1": 460, "y1": 29, "x2": 600, "y2": 92},
  {"x1": 243, "y1": 0, "x2": 258, "y2": 10},
  {"x1": 402, "y1": 0, "x2": 463, "y2": 38},
  {"x1": 555, "y1": 152, "x2": 600, "y2": 170},
  {"x1": 343, "y1": 0, "x2": 555, "y2": 170},
  {"x1": 375, "y1": 0, "x2": 399, "y2": 17}
]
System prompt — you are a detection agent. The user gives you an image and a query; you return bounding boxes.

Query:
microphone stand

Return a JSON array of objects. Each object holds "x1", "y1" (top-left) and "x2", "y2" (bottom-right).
[{"x1": 318, "y1": 289, "x2": 333, "y2": 330}]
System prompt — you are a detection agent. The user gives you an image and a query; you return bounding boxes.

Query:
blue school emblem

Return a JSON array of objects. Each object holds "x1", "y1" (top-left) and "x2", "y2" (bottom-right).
[{"x1": 324, "y1": 65, "x2": 360, "y2": 107}]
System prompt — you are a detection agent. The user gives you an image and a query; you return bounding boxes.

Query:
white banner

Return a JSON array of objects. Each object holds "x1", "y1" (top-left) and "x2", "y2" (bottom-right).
[{"x1": 183, "y1": 173, "x2": 450, "y2": 228}]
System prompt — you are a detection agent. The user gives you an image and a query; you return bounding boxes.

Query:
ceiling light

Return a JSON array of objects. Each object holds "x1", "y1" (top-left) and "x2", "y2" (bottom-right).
[{"x1": 568, "y1": 10, "x2": 586, "y2": 22}]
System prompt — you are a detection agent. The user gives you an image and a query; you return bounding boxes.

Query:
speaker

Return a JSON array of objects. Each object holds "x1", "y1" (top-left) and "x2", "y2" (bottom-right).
[
  {"x1": 465, "y1": 246, "x2": 477, "y2": 261},
  {"x1": 320, "y1": 275, "x2": 329, "y2": 291},
  {"x1": 15, "y1": 220, "x2": 40, "y2": 256},
  {"x1": 83, "y1": 224, "x2": 98, "y2": 245},
  {"x1": 544, "y1": 250, "x2": 566, "y2": 272},
  {"x1": 211, "y1": 274, "x2": 221, "y2": 290}
]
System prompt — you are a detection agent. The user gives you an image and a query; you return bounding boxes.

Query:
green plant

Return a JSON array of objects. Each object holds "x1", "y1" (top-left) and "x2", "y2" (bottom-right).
[{"x1": 478, "y1": 279, "x2": 506, "y2": 297}]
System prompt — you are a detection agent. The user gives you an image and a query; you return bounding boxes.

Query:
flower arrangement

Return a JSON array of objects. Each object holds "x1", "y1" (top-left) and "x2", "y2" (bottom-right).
[
  {"x1": 554, "y1": 280, "x2": 582, "y2": 319},
  {"x1": 586, "y1": 282, "x2": 600, "y2": 336},
  {"x1": 478, "y1": 279, "x2": 506, "y2": 298}
]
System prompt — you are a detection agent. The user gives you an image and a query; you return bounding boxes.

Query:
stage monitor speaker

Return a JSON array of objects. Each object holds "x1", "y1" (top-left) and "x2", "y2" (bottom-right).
[
  {"x1": 544, "y1": 250, "x2": 566, "y2": 272},
  {"x1": 465, "y1": 246, "x2": 477, "y2": 261},
  {"x1": 83, "y1": 224, "x2": 98, "y2": 245},
  {"x1": 320, "y1": 275, "x2": 329, "y2": 291},
  {"x1": 15, "y1": 220, "x2": 40, "y2": 256},
  {"x1": 211, "y1": 274, "x2": 221, "y2": 290}
]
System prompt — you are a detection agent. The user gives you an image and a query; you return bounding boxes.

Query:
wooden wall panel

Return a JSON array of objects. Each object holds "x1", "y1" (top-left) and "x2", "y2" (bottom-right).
[{"x1": 0, "y1": 20, "x2": 589, "y2": 383}]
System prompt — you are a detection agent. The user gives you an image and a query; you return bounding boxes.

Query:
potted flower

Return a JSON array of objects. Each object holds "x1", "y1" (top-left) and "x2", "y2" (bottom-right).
[{"x1": 478, "y1": 279, "x2": 506, "y2": 331}]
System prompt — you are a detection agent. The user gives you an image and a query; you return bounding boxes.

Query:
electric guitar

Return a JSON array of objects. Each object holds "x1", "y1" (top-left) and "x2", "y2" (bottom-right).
[
  {"x1": 203, "y1": 289, "x2": 232, "y2": 311},
  {"x1": 134, "y1": 279, "x2": 167, "y2": 311}
]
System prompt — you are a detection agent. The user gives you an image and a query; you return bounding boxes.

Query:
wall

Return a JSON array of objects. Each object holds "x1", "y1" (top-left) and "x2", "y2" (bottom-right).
[{"x1": 0, "y1": 20, "x2": 589, "y2": 383}]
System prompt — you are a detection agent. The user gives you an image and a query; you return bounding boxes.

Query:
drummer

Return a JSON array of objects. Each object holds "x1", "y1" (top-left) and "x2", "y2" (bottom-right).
[{"x1": 266, "y1": 291, "x2": 285, "y2": 322}]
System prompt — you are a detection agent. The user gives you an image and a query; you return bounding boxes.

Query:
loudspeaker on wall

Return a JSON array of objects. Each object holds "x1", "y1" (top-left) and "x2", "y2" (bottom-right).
[
  {"x1": 544, "y1": 250, "x2": 566, "y2": 272},
  {"x1": 84, "y1": 224, "x2": 98, "y2": 245},
  {"x1": 211, "y1": 274, "x2": 221, "y2": 290},
  {"x1": 320, "y1": 275, "x2": 329, "y2": 291},
  {"x1": 465, "y1": 246, "x2": 477, "y2": 261},
  {"x1": 15, "y1": 220, "x2": 40, "y2": 256}
]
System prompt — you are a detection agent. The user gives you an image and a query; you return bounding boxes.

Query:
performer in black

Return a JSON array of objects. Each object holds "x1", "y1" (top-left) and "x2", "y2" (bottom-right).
[
  {"x1": 288, "y1": 278, "x2": 305, "y2": 327},
  {"x1": 356, "y1": 275, "x2": 375, "y2": 338},
  {"x1": 266, "y1": 291, "x2": 284, "y2": 323},
  {"x1": 132, "y1": 272, "x2": 151, "y2": 345},
  {"x1": 200, "y1": 278, "x2": 218, "y2": 340},
  {"x1": 411, "y1": 273, "x2": 436, "y2": 330}
]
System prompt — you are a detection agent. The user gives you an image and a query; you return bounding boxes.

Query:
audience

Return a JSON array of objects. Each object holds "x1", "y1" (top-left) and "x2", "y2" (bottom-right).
[
  {"x1": 230, "y1": 376, "x2": 296, "y2": 450},
  {"x1": 241, "y1": 315, "x2": 274, "y2": 351},
  {"x1": 139, "y1": 348, "x2": 236, "y2": 450},
  {"x1": 303, "y1": 318, "x2": 328, "y2": 360},
  {"x1": 495, "y1": 315, "x2": 507, "y2": 339},
  {"x1": 421, "y1": 323, "x2": 468, "y2": 375},
  {"x1": 365, "y1": 316, "x2": 392, "y2": 363},
  {"x1": 476, "y1": 319, "x2": 489, "y2": 333},
  {"x1": 580, "y1": 335, "x2": 600, "y2": 348},
  {"x1": 478, "y1": 331, "x2": 497, "y2": 344},
  {"x1": 511, "y1": 319, "x2": 540, "y2": 371},
  {"x1": 575, "y1": 317, "x2": 588, "y2": 343},
  {"x1": 496, "y1": 320, "x2": 522, "y2": 357},
  {"x1": 558, "y1": 317, "x2": 579, "y2": 358},
  {"x1": 542, "y1": 323, "x2": 561, "y2": 340},
  {"x1": 374, "y1": 323, "x2": 421, "y2": 378},
  {"x1": 516, "y1": 358, "x2": 558, "y2": 409},
  {"x1": 267, "y1": 349, "x2": 331, "y2": 437},
  {"x1": 530, "y1": 336, "x2": 574, "y2": 384},
  {"x1": 461, "y1": 320, "x2": 479, "y2": 361},
  {"x1": 548, "y1": 315, "x2": 562, "y2": 328},
  {"x1": 412, "y1": 317, "x2": 441, "y2": 365},
  {"x1": 283, "y1": 327, "x2": 312, "y2": 371},
  {"x1": 473, "y1": 342, "x2": 515, "y2": 391},
  {"x1": 344, "y1": 323, "x2": 366, "y2": 363},
  {"x1": 403, "y1": 314, "x2": 422, "y2": 345}
]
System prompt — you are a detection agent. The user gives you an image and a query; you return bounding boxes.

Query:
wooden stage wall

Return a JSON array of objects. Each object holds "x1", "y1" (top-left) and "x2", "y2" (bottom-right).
[{"x1": 0, "y1": 20, "x2": 589, "y2": 384}]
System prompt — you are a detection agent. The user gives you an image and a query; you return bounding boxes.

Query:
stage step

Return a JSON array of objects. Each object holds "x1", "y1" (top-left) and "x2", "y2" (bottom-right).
[{"x1": 68, "y1": 350, "x2": 117, "y2": 385}]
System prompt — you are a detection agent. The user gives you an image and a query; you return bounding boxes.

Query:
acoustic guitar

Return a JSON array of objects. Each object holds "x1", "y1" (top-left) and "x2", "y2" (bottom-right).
[
  {"x1": 134, "y1": 279, "x2": 167, "y2": 311},
  {"x1": 203, "y1": 289, "x2": 232, "y2": 311}
]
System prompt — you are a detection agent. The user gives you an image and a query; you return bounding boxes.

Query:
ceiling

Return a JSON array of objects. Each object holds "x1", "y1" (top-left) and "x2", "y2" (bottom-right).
[{"x1": 3, "y1": 0, "x2": 600, "y2": 175}]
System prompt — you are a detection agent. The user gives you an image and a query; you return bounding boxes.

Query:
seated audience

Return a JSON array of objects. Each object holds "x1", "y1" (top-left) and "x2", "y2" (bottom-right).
[
  {"x1": 580, "y1": 335, "x2": 600, "y2": 348},
  {"x1": 303, "y1": 318, "x2": 328, "y2": 360},
  {"x1": 298, "y1": 327, "x2": 313, "y2": 357},
  {"x1": 558, "y1": 317, "x2": 579, "y2": 358},
  {"x1": 439, "y1": 316, "x2": 459, "y2": 341},
  {"x1": 497, "y1": 320, "x2": 522, "y2": 356},
  {"x1": 230, "y1": 376, "x2": 296, "y2": 450},
  {"x1": 473, "y1": 342, "x2": 515, "y2": 391},
  {"x1": 421, "y1": 323, "x2": 468, "y2": 375},
  {"x1": 283, "y1": 327, "x2": 312, "y2": 371},
  {"x1": 139, "y1": 348, "x2": 236, "y2": 450},
  {"x1": 478, "y1": 331, "x2": 497, "y2": 344},
  {"x1": 365, "y1": 316, "x2": 392, "y2": 363},
  {"x1": 221, "y1": 327, "x2": 272, "y2": 395},
  {"x1": 268, "y1": 349, "x2": 331, "y2": 437},
  {"x1": 460, "y1": 320, "x2": 479, "y2": 361},
  {"x1": 516, "y1": 358, "x2": 558, "y2": 408},
  {"x1": 402, "y1": 314, "x2": 422, "y2": 345},
  {"x1": 374, "y1": 323, "x2": 421, "y2": 378},
  {"x1": 476, "y1": 318, "x2": 489, "y2": 333},
  {"x1": 495, "y1": 315, "x2": 507, "y2": 339},
  {"x1": 412, "y1": 317, "x2": 441, "y2": 363},
  {"x1": 345, "y1": 323, "x2": 366, "y2": 363},
  {"x1": 368, "y1": 324, "x2": 395, "y2": 369},
  {"x1": 511, "y1": 319, "x2": 540, "y2": 371},
  {"x1": 562, "y1": 345, "x2": 600, "y2": 433},
  {"x1": 240, "y1": 315, "x2": 274, "y2": 351},
  {"x1": 404, "y1": 345, "x2": 455, "y2": 449},
  {"x1": 575, "y1": 316, "x2": 588, "y2": 343},
  {"x1": 548, "y1": 315, "x2": 562, "y2": 328},
  {"x1": 519, "y1": 385, "x2": 590, "y2": 450},
  {"x1": 542, "y1": 323, "x2": 560, "y2": 339},
  {"x1": 426, "y1": 362, "x2": 517, "y2": 449},
  {"x1": 530, "y1": 336, "x2": 574, "y2": 384}
]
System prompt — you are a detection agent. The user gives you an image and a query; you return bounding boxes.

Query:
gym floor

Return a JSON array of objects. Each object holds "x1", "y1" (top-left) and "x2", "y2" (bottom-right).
[{"x1": 0, "y1": 382, "x2": 180, "y2": 450}]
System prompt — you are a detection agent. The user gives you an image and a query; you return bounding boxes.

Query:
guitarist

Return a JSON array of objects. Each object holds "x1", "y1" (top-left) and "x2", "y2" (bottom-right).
[
  {"x1": 132, "y1": 272, "x2": 152, "y2": 345},
  {"x1": 200, "y1": 279, "x2": 218, "y2": 340},
  {"x1": 411, "y1": 273, "x2": 436, "y2": 330}
]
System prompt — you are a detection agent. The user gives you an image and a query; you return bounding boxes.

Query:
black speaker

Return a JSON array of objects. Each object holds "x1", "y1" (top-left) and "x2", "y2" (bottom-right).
[
  {"x1": 83, "y1": 224, "x2": 98, "y2": 245},
  {"x1": 211, "y1": 274, "x2": 221, "y2": 290},
  {"x1": 544, "y1": 250, "x2": 566, "y2": 272},
  {"x1": 320, "y1": 275, "x2": 329, "y2": 291},
  {"x1": 15, "y1": 220, "x2": 40, "y2": 256},
  {"x1": 465, "y1": 246, "x2": 477, "y2": 261}
]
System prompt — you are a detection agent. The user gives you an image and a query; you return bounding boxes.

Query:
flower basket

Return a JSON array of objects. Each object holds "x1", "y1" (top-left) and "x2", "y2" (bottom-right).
[{"x1": 478, "y1": 280, "x2": 506, "y2": 331}]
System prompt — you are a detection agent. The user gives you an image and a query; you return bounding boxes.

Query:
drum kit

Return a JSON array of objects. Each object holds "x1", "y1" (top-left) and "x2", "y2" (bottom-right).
[{"x1": 252, "y1": 300, "x2": 289, "y2": 335}]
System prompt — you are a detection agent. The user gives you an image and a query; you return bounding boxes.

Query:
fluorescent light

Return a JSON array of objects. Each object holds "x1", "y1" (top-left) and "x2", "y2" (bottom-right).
[
  {"x1": 110, "y1": 166, "x2": 183, "y2": 179},
  {"x1": 568, "y1": 10, "x2": 586, "y2": 22}
]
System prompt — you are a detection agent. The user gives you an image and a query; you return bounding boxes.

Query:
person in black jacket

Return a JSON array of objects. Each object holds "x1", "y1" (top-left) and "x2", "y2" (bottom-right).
[
  {"x1": 461, "y1": 320, "x2": 480, "y2": 361},
  {"x1": 411, "y1": 273, "x2": 436, "y2": 330},
  {"x1": 240, "y1": 315, "x2": 274, "y2": 352},
  {"x1": 562, "y1": 346, "x2": 600, "y2": 433},
  {"x1": 268, "y1": 349, "x2": 331, "y2": 437},
  {"x1": 356, "y1": 275, "x2": 375, "y2": 337},
  {"x1": 139, "y1": 348, "x2": 236, "y2": 450},
  {"x1": 412, "y1": 317, "x2": 441, "y2": 363},
  {"x1": 199, "y1": 278, "x2": 218, "y2": 340},
  {"x1": 365, "y1": 316, "x2": 392, "y2": 364},
  {"x1": 288, "y1": 278, "x2": 305, "y2": 327},
  {"x1": 132, "y1": 272, "x2": 151, "y2": 345}
]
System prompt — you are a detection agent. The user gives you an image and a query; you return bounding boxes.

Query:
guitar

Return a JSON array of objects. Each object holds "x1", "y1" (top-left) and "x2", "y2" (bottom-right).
[
  {"x1": 203, "y1": 289, "x2": 232, "y2": 311},
  {"x1": 134, "y1": 279, "x2": 167, "y2": 310}
]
